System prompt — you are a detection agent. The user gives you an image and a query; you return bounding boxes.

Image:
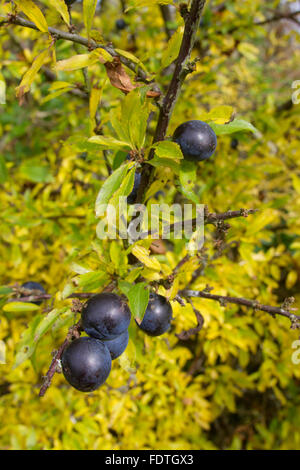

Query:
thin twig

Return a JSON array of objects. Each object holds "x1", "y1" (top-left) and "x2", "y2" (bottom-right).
[
  {"x1": 254, "y1": 9, "x2": 300, "y2": 27},
  {"x1": 181, "y1": 289, "x2": 300, "y2": 325},
  {"x1": 176, "y1": 298, "x2": 204, "y2": 340},
  {"x1": 138, "y1": 208, "x2": 257, "y2": 239},
  {"x1": 1, "y1": 15, "x2": 150, "y2": 83},
  {"x1": 39, "y1": 319, "x2": 82, "y2": 397}
]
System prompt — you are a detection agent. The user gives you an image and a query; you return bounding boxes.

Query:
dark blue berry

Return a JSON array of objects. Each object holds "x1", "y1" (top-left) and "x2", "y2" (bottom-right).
[
  {"x1": 173, "y1": 120, "x2": 217, "y2": 162},
  {"x1": 82, "y1": 293, "x2": 131, "y2": 340},
  {"x1": 116, "y1": 19, "x2": 127, "y2": 30},
  {"x1": 21, "y1": 281, "x2": 46, "y2": 305},
  {"x1": 103, "y1": 330, "x2": 129, "y2": 360},
  {"x1": 137, "y1": 293, "x2": 173, "y2": 336},
  {"x1": 61, "y1": 337, "x2": 111, "y2": 392}
]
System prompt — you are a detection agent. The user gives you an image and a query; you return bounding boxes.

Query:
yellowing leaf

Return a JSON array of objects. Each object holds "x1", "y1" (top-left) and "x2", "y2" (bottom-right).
[
  {"x1": 131, "y1": 245, "x2": 161, "y2": 271},
  {"x1": 153, "y1": 141, "x2": 183, "y2": 159},
  {"x1": 89, "y1": 82, "x2": 105, "y2": 121},
  {"x1": 91, "y1": 48, "x2": 114, "y2": 63},
  {"x1": 291, "y1": 174, "x2": 300, "y2": 195},
  {"x1": 0, "y1": 76, "x2": 6, "y2": 104},
  {"x1": 238, "y1": 42, "x2": 259, "y2": 61},
  {"x1": 49, "y1": 0, "x2": 70, "y2": 25},
  {"x1": 3, "y1": 302, "x2": 40, "y2": 313},
  {"x1": 15, "y1": 0, "x2": 48, "y2": 33},
  {"x1": 16, "y1": 48, "x2": 50, "y2": 99},
  {"x1": 115, "y1": 48, "x2": 147, "y2": 71},
  {"x1": 126, "y1": 0, "x2": 173, "y2": 11},
  {"x1": 56, "y1": 53, "x2": 97, "y2": 71},
  {"x1": 83, "y1": 0, "x2": 98, "y2": 38},
  {"x1": 49, "y1": 81, "x2": 74, "y2": 91},
  {"x1": 201, "y1": 106, "x2": 234, "y2": 125},
  {"x1": 160, "y1": 27, "x2": 183, "y2": 70},
  {"x1": 89, "y1": 135, "x2": 131, "y2": 151},
  {"x1": 246, "y1": 210, "x2": 276, "y2": 236},
  {"x1": 286, "y1": 271, "x2": 298, "y2": 289}
]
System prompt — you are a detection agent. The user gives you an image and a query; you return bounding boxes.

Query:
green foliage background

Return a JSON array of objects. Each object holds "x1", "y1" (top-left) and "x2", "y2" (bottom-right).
[{"x1": 0, "y1": 0, "x2": 300, "y2": 450}]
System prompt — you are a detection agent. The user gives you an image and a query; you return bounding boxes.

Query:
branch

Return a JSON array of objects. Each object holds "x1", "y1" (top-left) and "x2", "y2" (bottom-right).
[
  {"x1": 138, "y1": 208, "x2": 257, "y2": 239},
  {"x1": 9, "y1": 282, "x2": 116, "y2": 303},
  {"x1": 254, "y1": 10, "x2": 300, "y2": 27},
  {"x1": 175, "y1": 299, "x2": 204, "y2": 340},
  {"x1": 181, "y1": 289, "x2": 300, "y2": 325},
  {"x1": 137, "y1": 0, "x2": 207, "y2": 202},
  {"x1": 39, "y1": 319, "x2": 82, "y2": 397},
  {"x1": 1, "y1": 15, "x2": 150, "y2": 83}
]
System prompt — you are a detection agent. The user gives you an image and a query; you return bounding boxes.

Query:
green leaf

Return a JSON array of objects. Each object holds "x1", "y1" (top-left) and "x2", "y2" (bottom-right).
[
  {"x1": 83, "y1": 0, "x2": 98, "y2": 38},
  {"x1": 19, "y1": 160, "x2": 54, "y2": 183},
  {"x1": 127, "y1": 282, "x2": 149, "y2": 320},
  {"x1": 153, "y1": 141, "x2": 183, "y2": 159},
  {"x1": 121, "y1": 90, "x2": 150, "y2": 149},
  {"x1": 110, "y1": 166, "x2": 136, "y2": 208},
  {"x1": 77, "y1": 271, "x2": 107, "y2": 291},
  {"x1": 148, "y1": 156, "x2": 180, "y2": 173},
  {"x1": 88, "y1": 135, "x2": 132, "y2": 151},
  {"x1": 3, "y1": 302, "x2": 40, "y2": 313},
  {"x1": 179, "y1": 160, "x2": 197, "y2": 188},
  {"x1": 0, "y1": 155, "x2": 8, "y2": 183},
  {"x1": 160, "y1": 28, "x2": 183, "y2": 70},
  {"x1": 0, "y1": 286, "x2": 13, "y2": 296},
  {"x1": 34, "y1": 308, "x2": 66, "y2": 343},
  {"x1": 13, "y1": 315, "x2": 43, "y2": 368},
  {"x1": 209, "y1": 119, "x2": 257, "y2": 135},
  {"x1": 177, "y1": 186, "x2": 200, "y2": 204},
  {"x1": 95, "y1": 162, "x2": 131, "y2": 216},
  {"x1": 118, "y1": 280, "x2": 133, "y2": 296}
]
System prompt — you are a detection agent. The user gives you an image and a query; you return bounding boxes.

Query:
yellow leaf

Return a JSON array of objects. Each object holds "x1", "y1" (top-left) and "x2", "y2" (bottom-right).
[
  {"x1": 286, "y1": 271, "x2": 298, "y2": 289},
  {"x1": 16, "y1": 48, "x2": 50, "y2": 98},
  {"x1": 83, "y1": 0, "x2": 98, "y2": 38},
  {"x1": 132, "y1": 245, "x2": 161, "y2": 271},
  {"x1": 115, "y1": 48, "x2": 147, "y2": 71},
  {"x1": 56, "y1": 53, "x2": 98, "y2": 71},
  {"x1": 90, "y1": 30, "x2": 105, "y2": 43},
  {"x1": 49, "y1": 0, "x2": 70, "y2": 25},
  {"x1": 49, "y1": 81, "x2": 74, "y2": 91},
  {"x1": 0, "y1": 75, "x2": 6, "y2": 105},
  {"x1": 291, "y1": 174, "x2": 300, "y2": 195},
  {"x1": 89, "y1": 84, "x2": 104, "y2": 122},
  {"x1": 160, "y1": 27, "x2": 183, "y2": 70},
  {"x1": 15, "y1": 0, "x2": 48, "y2": 33},
  {"x1": 91, "y1": 48, "x2": 114, "y2": 63},
  {"x1": 167, "y1": 277, "x2": 180, "y2": 300},
  {"x1": 238, "y1": 42, "x2": 259, "y2": 61},
  {"x1": 201, "y1": 105, "x2": 234, "y2": 124}
]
